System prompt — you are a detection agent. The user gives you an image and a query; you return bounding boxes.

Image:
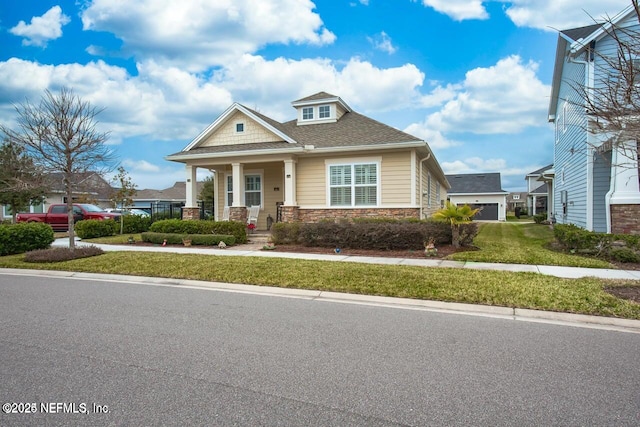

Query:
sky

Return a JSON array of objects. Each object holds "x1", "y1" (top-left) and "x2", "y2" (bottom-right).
[{"x1": 0, "y1": 0, "x2": 632, "y2": 192}]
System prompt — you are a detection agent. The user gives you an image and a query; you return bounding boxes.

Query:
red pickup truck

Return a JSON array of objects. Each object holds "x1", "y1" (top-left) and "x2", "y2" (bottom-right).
[{"x1": 16, "y1": 204, "x2": 120, "y2": 231}]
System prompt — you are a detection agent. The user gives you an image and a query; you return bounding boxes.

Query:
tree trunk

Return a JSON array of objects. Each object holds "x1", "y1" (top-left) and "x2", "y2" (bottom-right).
[
  {"x1": 451, "y1": 224, "x2": 460, "y2": 248},
  {"x1": 65, "y1": 176, "x2": 75, "y2": 250}
]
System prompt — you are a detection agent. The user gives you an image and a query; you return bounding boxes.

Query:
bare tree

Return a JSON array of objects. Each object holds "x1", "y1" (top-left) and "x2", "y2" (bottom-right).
[
  {"x1": 0, "y1": 87, "x2": 116, "y2": 248},
  {"x1": 110, "y1": 166, "x2": 138, "y2": 234},
  {"x1": 573, "y1": 1, "x2": 640, "y2": 164}
]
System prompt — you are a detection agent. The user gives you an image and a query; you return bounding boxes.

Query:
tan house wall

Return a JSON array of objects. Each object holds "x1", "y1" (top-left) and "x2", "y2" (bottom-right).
[{"x1": 201, "y1": 111, "x2": 283, "y2": 147}]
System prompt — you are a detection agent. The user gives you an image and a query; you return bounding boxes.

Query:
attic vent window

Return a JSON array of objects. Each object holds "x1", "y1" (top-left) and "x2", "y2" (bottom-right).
[
  {"x1": 302, "y1": 107, "x2": 314, "y2": 120},
  {"x1": 236, "y1": 123, "x2": 244, "y2": 133}
]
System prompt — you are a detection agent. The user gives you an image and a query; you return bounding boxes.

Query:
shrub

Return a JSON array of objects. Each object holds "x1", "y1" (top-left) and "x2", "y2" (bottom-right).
[
  {"x1": 609, "y1": 248, "x2": 640, "y2": 263},
  {"x1": 533, "y1": 213, "x2": 547, "y2": 224},
  {"x1": 0, "y1": 222, "x2": 55, "y2": 256},
  {"x1": 119, "y1": 215, "x2": 152, "y2": 234},
  {"x1": 553, "y1": 224, "x2": 612, "y2": 252},
  {"x1": 149, "y1": 219, "x2": 247, "y2": 244},
  {"x1": 141, "y1": 232, "x2": 236, "y2": 246},
  {"x1": 75, "y1": 219, "x2": 117, "y2": 239},
  {"x1": 24, "y1": 245, "x2": 104, "y2": 263},
  {"x1": 270, "y1": 219, "x2": 474, "y2": 250}
]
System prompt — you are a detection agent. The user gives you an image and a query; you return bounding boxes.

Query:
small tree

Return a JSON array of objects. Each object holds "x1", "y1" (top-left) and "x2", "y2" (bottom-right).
[
  {"x1": 432, "y1": 202, "x2": 480, "y2": 248},
  {"x1": 198, "y1": 175, "x2": 215, "y2": 219},
  {"x1": 110, "y1": 166, "x2": 138, "y2": 234},
  {"x1": 0, "y1": 140, "x2": 47, "y2": 223},
  {"x1": 0, "y1": 87, "x2": 115, "y2": 248}
]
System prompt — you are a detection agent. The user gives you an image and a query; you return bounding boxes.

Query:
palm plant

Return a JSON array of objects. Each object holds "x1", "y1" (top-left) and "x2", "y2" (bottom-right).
[{"x1": 433, "y1": 202, "x2": 480, "y2": 248}]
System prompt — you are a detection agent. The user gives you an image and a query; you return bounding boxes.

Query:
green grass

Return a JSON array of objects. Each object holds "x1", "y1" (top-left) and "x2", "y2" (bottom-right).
[
  {"x1": 85, "y1": 233, "x2": 143, "y2": 244},
  {"x1": 0, "y1": 251, "x2": 639, "y2": 319},
  {"x1": 448, "y1": 223, "x2": 613, "y2": 268}
]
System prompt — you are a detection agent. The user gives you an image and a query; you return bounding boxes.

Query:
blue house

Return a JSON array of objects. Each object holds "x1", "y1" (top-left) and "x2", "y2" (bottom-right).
[{"x1": 548, "y1": 6, "x2": 640, "y2": 234}]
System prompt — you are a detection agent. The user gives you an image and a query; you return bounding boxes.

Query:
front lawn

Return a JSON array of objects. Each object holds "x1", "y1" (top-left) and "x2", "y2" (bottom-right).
[
  {"x1": 448, "y1": 223, "x2": 613, "y2": 268},
  {"x1": 0, "y1": 251, "x2": 638, "y2": 319}
]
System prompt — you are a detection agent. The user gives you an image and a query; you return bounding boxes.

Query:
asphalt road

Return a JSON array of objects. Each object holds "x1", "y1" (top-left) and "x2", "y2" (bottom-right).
[{"x1": 0, "y1": 273, "x2": 639, "y2": 426}]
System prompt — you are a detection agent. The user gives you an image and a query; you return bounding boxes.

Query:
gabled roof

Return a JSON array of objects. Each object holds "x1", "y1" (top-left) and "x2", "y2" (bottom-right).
[
  {"x1": 526, "y1": 164, "x2": 554, "y2": 177},
  {"x1": 182, "y1": 103, "x2": 297, "y2": 151},
  {"x1": 291, "y1": 91, "x2": 351, "y2": 112},
  {"x1": 168, "y1": 107, "x2": 424, "y2": 158},
  {"x1": 445, "y1": 173, "x2": 507, "y2": 195},
  {"x1": 45, "y1": 172, "x2": 113, "y2": 200},
  {"x1": 548, "y1": 5, "x2": 636, "y2": 120}
]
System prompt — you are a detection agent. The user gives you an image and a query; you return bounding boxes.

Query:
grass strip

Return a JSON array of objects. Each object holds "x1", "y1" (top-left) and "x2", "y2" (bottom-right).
[
  {"x1": 449, "y1": 223, "x2": 612, "y2": 268},
  {"x1": 0, "y1": 251, "x2": 638, "y2": 319}
]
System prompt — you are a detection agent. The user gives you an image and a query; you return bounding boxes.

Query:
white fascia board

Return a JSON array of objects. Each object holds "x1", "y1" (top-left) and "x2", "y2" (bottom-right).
[
  {"x1": 182, "y1": 103, "x2": 296, "y2": 152},
  {"x1": 166, "y1": 147, "x2": 304, "y2": 162},
  {"x1": 449, "y1": 192, "x2": 510, "y2": 196},
  {"x1": 308, "y1": 141, "x2": 425, "y2": 154},
  {"x1": 569, "y1": 5, "x2": 635, "y2": 55}
]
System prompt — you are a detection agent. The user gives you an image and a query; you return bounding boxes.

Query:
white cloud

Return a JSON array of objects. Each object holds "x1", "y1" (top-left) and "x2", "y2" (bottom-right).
[
  {"x1": 80, "y1": 0, "x2": 335, "y2": 71},
  {"x1": 9, "y1": 6, "x2": 70, "y2": 47},
  {"x1": 503, "y1": 0, "x2": 630, "y2": 31},
  {"x1": 403, "y1": 126, "x2": 460, "y2": 149},
  {"x1": 215, "y1": 55, "x2": 425, "y2": 118},
  {"x1": 122, "y1": 159, "x2": 161, "y2": 173},
  {"x1": 368, "y1": 31, "x2": 397, "y2": 54},
  {"x1": 442, "y1": 157, "x2": 541, "y2": 179},
  {"x1": 422, "y1": 55, "x2": 550, "y2": 135},
  {"x1": 418, "y1": 0, "x2": 488, "y2": 21}
]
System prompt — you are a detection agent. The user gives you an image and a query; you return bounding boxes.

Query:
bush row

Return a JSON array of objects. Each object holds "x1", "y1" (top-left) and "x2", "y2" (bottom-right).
[
  {"x1": 74, "y1": 216, "x2": 153, "y2": 239},
  {"x1": 270, "y1": 219, "x2": 478, "y2": 250},
  {"x1": 24, "y1": 246, "x2": 104, "y2": 263},
  {"x1": 149, "y1": 219, "x2": 247, "y2": 244},
  {"x1": 554, "y1": 223, "x2": 640, "y2": 262},
  {"x1": 141, "y1": 232, "x2": 236, "y2": 246},
  {"x1": 0, "y1": 222, "x2": 55, "y2": 256}
]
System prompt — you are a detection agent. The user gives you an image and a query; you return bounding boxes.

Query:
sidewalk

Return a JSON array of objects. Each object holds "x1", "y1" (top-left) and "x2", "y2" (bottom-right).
[{"x1": 52, "y1": 237, "x2": 640, "y2": 280}]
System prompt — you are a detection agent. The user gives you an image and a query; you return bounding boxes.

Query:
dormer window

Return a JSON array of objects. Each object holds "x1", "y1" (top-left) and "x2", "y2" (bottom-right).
[
  {"x1": 235, "y1": 123, "x2": 244, "y2": 133},
  {"x1": 302, "y1": 107, "x2": 314, "y2": 120},
  {"x1": 319, "y1": 105, "x2": 330, "y2": 119}
]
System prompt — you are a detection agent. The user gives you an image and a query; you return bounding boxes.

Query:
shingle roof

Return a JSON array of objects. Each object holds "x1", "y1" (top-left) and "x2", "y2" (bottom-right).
[
  {"x1": 168, "y1": 109, "x2": 422, "y2": 158},
  {"x1": 445, "y1": 173, "x2": 506, "y2": 194},
  {"x1": 530, "y1": 183, "x2": 549, "y2": 195},
  {"x1": 561, "y1": 24, "x2": 601, "y2": 42},
  {"x1": 292, "y1": 92, "x2": 338, "y2": 103},
  {"x1": 135, "y1": 181, "x2": 205, "y2": 201},
  {"x1": 527, "y1": 164, "x2": 554, "y2": 176}
]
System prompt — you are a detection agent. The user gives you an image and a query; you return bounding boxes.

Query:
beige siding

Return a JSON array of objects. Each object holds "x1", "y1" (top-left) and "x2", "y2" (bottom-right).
[
  {"x1": 201, "y1": 111, "x2": 283, "y2": 147},
  {"x1": 297, "y1": 151, "x2": 413, "y2": 207},
  {"x1": 380, "y1": 151, "x2": 411, "y2": 204},
  {"x1": 296, "y1": 157, "x2": 326, "y2": 205},
  {"x1": 336, "y1": 104, "x2": 347, "y2": 120}
]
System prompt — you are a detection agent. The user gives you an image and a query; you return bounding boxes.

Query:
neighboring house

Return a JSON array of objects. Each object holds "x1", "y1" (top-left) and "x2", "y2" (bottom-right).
[
  {"x1": 166, "y1": 92, "x2": 449, "y2": 229},
  {"x1": 549, "y1": 6, "x2": 640, "y2": 234},
  {"x1": 1, "y1": 172, "x2": 114, "y2": 221},
  {"x1": 133, "y1": 181, "x2": 205, "y2": 217},
  {"x1": 506, "y1": 192, "x2": 528, "y2": 213},
  {"x1": 445, "y1": 173, "x2": 508, "y2": 221},
  {"x1": 525, "y1": 164, "x2": 554, "y2": 217}
]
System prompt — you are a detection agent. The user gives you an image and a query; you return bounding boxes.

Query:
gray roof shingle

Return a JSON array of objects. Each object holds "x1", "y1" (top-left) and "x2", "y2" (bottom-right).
[{"x1": 445, "y1": 173, "x2": 506, "y2": 194}]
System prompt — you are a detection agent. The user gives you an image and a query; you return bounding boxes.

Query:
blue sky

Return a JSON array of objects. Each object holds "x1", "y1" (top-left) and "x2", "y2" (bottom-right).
[{"x1": 0, "y1": 0, "x2": 631, "y2": 191}]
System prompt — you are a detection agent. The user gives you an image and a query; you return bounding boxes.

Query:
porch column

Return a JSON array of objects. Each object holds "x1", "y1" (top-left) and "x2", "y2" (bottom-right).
[
  {"x1": 284, "y1": 159, "x2": 297, "y2": 206},
  {"x1": 185, "y1": 165, "x2": 198, "y2": 207},
  {"x1": 231, "y1": 163, "x2": 244, "y2": 207}
]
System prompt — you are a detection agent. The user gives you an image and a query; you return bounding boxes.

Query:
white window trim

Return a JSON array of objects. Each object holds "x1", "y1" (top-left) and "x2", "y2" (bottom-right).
[
  {"x1": 235, "y1": 121, "x2": 245, "y2": 134},
  {"x1": 319, "y1": 105, "x2": 331, "y2": 119},
  {"x1": 225, "y1": 169, "x2": 264, "y2": 208},
  {"x1": 302, "y1": 107, "x2": 314, "y2": 121},
  {"x1": 325, "y1": 157, "x2": 382, "y2": 207}
]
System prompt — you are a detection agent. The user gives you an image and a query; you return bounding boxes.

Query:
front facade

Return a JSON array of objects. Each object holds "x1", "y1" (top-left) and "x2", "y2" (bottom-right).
[
  {"x1": 525, "y1": 164, "x2": 554, "y2": 217},
  {"x1": 166, "y1": 92, "x2": 449, "y2": 229},
  {"x1": 549, "y1": 6, "x2": 640, "y2": 234},
  {"x1": 445, "y1": 173, "x2": 508, "y2": 221}
]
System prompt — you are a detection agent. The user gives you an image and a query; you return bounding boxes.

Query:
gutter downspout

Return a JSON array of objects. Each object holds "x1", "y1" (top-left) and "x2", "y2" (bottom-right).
[{"x1": 419, "y1": 151, "x2": 432, "y2": 219}]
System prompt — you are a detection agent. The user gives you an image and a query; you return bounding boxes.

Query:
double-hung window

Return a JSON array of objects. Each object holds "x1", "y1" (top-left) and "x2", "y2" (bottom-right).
[
  {"x1": 226, "y1": 174, "x2": 262, "y2": 207},
  {"x1": 319, "y1": 105, "x2": 330, "y2": 119},
  {"x1": 329, "y1": 162, "x2": 378, "y2": 206},
  {"x1": 302, "y1": 107, "x2": 314, "y2": 120}
]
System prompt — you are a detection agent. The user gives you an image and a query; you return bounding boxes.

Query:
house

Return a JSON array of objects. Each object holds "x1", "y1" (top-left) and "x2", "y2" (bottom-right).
[
  {"x1": 132, "y1": 181, "x2": 206, "y2": 218},
  {"x1": 506, "y1": 192, "x2": 527, "y2": 214},
  {"x1": 445, "y1": 173, "x2": 508, "y2": 221},
  {"x1": 548, "y1": 5, "x2": 640, "y2": 234},
  {"x1": 525, "y1": 164, "x2": 554, "y2": 217},
  {"x1": 1, "y1": 172, "x2": 114, "y2": 221},
  {"x1": 166, "y1": 92, "x2": 449, "y2": 229}
]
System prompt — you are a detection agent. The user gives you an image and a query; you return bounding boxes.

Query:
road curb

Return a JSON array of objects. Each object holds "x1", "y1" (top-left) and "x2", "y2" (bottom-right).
[{"x1": 3, "y1": 268, "x2": 640, "y2": 333}]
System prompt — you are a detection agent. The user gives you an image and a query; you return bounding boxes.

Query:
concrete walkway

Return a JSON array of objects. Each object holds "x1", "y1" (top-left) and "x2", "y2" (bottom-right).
[{"x1": 52, "y1": 237, "x2": 640, "y2": 280}]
